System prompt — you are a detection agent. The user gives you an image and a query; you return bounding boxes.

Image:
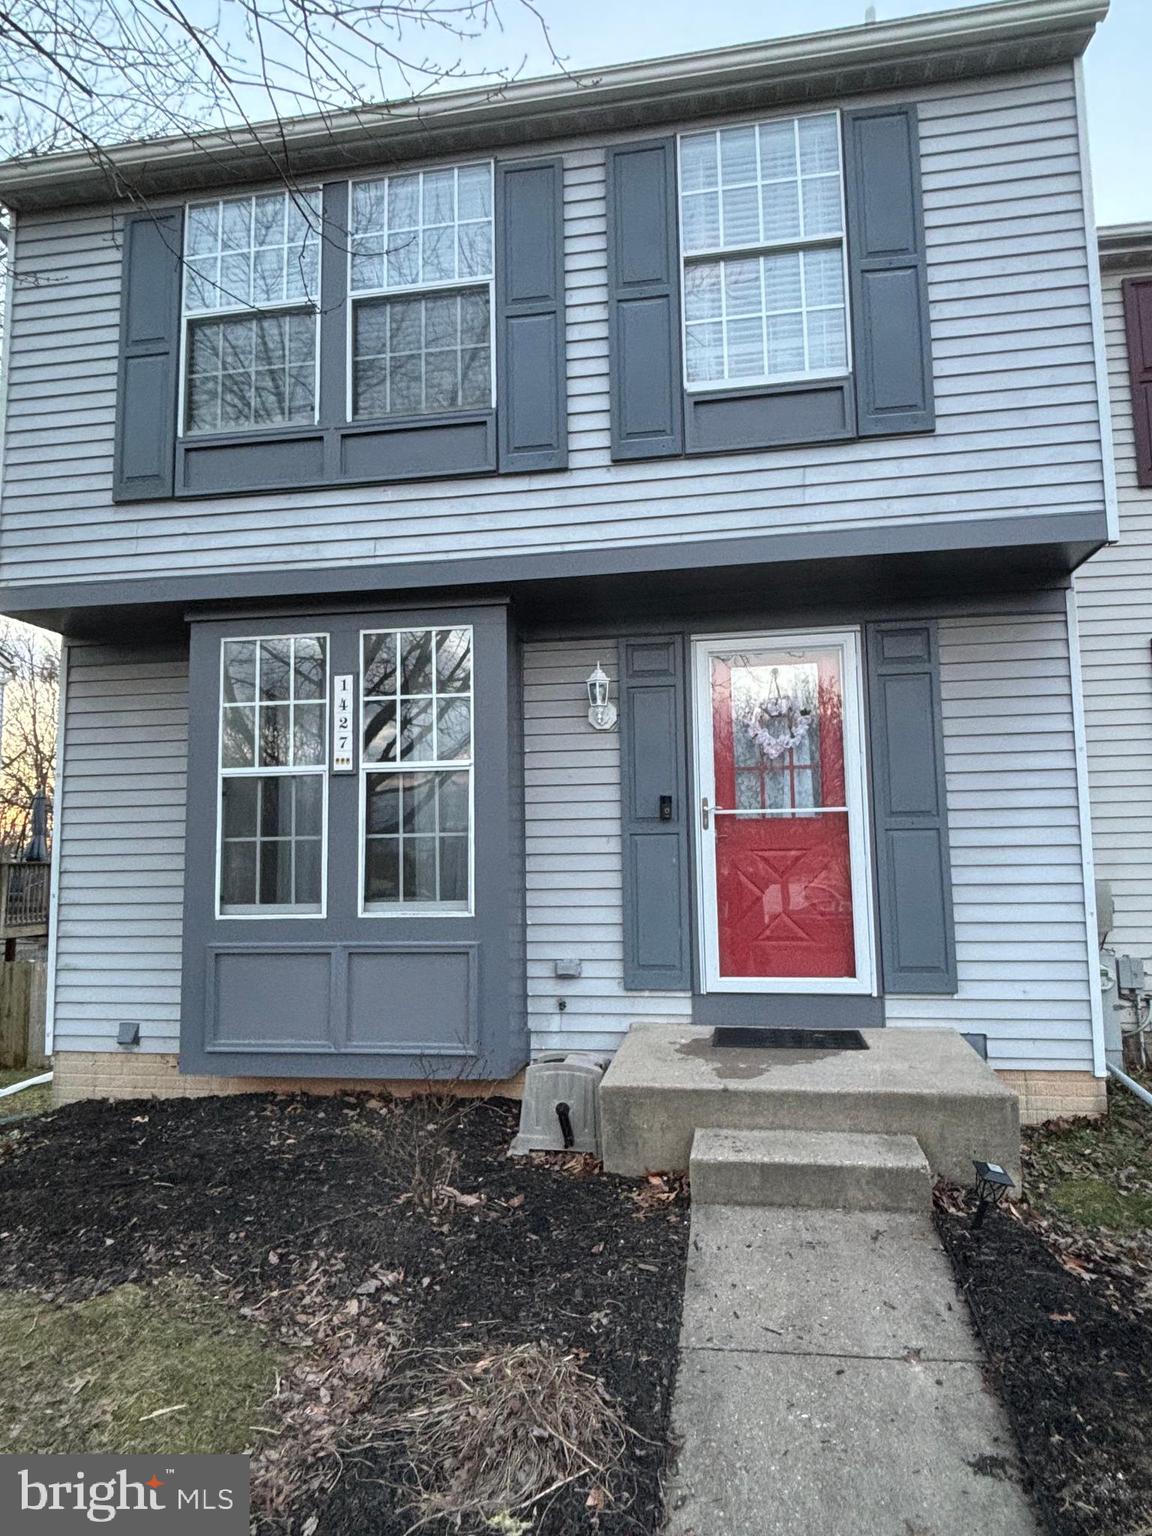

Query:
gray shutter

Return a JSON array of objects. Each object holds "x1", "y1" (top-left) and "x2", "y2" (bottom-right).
[
  {"x1": 620, "y1": 635, "x2": 691, "y2": 990},
  {"x1": 866, "y1": 622, "x2": 956, "y2": 995},
  {"x1": 113, "y1": 209, "x2": 182, "y2": 501},
  {"x1": 844, "y1": 106, "x2": 934, "y2": 437},
  {"x1": 607, "y1": 139, "x2": 684, "y2": 461},
  {"x1": 496, "y1": 157, "x2": 567, "y2": 472}
]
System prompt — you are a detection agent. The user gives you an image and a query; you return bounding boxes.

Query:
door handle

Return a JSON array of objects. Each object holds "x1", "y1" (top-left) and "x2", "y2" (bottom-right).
[{"x1": 701, "y1": 797, "x2": 710, "y2": 831}]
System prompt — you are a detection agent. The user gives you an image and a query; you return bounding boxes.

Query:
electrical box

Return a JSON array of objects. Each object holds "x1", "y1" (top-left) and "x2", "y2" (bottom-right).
[
  {"x1": 554, "y1": 957, "x2": 583, "y2": 979},
  {"x1": 1117, "y1": 954, "x2": 1148, "y2": 994}
]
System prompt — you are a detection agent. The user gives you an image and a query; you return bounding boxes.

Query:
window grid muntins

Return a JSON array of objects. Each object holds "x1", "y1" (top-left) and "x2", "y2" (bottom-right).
[
  {"x1": 182, "y1": 190, "x2": 322, "y2": 437},
  {"x1": 361, "y1": 627, "x2": 473, "y2": 912},
  {"x1": 679, "y1": 113, "x2": 848, "y2": 389},
  {"x1": 349, "y1": 164, "x2": 494, "y2": 419},
  {"x1": 218, "y1": 635, "x2": 328, "y2": 916}
]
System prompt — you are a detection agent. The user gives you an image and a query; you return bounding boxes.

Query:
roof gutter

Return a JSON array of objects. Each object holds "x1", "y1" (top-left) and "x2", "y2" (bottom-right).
[
  {"x1": 0, "y1": 0, "x2": 1110, "y2": 212},
  {"x1": 1098, "y1": 222, "x2": 1152, "y2": 270}
]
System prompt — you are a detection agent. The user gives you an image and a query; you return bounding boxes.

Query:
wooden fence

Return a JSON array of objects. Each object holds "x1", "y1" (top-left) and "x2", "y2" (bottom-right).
[{"x1": 0, "y1": 958, "x2": 48, "y2": 1071}]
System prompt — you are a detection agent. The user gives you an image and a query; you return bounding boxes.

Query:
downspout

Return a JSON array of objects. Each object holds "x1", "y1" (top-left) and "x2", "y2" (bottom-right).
[{"x1": 1065, "y1": 587, "x2": 1107, "y2": 1078}]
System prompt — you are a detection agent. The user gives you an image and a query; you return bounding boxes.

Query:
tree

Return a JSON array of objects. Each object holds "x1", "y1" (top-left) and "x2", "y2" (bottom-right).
[
  {"x1": 0, "y1": 620, "x2": 59, "y2": 857},
  {"x1": 0, "y1": 1, "x2": 561, "y2": 162}
]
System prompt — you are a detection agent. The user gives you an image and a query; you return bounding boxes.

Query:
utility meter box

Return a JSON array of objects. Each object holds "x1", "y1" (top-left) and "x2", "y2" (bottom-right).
[{"x1": 509, "y1": 1055, "x2": 606, "y2": 1156}]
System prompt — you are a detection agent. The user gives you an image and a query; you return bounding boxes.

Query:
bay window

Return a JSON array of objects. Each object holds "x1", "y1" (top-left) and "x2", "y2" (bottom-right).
[
  {"x1": 348, "y1": 164, "x2": 494, "y2": 419},
  {"x1": 360, "y1": 626, "x2": 473, "y2": 913},
  {"x1": 183, "y1": 189, "x2": 321, "y2": 434},
  {"x1": 679, "y1": 112, "x2": 849, "y2": 389},
  {"x1": 218, "y1": 634, "x2": 328, "y2": 915}
]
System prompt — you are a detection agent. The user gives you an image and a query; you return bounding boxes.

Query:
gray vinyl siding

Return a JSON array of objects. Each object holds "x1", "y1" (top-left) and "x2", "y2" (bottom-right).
[
  {"x1": 523, "y1": 639, "x2": 692, "y2": 1054},
  {"x1": 525, "y1": 612, "x2": 1095, "y2": 1073},
  {"x1": 1, "y1": 64, "x2": 1105, "y2": 587},
  {"x1": 885, "y1": 611, "x2": 1094, "y2": 1073},
  {"x1": 1074, "y1": 266, "x2": 1152, "y2": 960},
  {"x1": 51, "y1": 641, "x2": 189, "y2": 1054}
]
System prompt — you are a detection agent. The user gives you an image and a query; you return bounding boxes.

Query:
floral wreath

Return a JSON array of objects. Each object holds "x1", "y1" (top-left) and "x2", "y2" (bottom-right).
[{"x1": 732, "y1": 666, "x2": 812, "y2": 761}]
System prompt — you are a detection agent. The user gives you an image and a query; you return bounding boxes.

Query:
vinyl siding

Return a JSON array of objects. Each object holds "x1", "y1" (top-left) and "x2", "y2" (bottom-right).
[
  {"x1": 1, "y1": 64, "x2": 1104, "y2": 588},
  {"x1": 51, "y1": 641, "x2": 189, "y2": 1054},
  {"x1": 526, "y1": 611, "x2": 1096, "y2": 1073},
  {"x1": 1074, "y1": 265, "x2": 1152, "y2": 959}
]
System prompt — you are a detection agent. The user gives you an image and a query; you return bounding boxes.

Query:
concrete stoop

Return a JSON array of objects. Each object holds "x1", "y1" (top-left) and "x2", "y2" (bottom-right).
[
  {"x1": 690, "y1": 1127, "x2": 931, "y2": 1211},
  {"x1": 600, "y1": 1023, "x2": 1022, "y2": 1188}
]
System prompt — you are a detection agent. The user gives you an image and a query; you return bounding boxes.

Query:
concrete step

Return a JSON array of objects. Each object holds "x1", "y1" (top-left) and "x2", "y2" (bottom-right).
[{"x1": 689, "y1": 1127, "x2": 933, "y2": 1211}]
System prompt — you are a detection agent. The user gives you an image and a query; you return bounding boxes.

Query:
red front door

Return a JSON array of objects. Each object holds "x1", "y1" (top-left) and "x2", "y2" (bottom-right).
[{"x1": 699, "y1": 637, "x2": 868, "y2": 988}]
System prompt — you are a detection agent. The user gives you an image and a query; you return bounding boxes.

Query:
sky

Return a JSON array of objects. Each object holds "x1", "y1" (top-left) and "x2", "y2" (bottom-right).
[{"x1": 458, "y1": 0, "x2": 1150, "y2": 228}]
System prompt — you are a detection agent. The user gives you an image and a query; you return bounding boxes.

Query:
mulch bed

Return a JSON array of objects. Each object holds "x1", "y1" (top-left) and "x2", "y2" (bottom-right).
[
  {"x1": 936, "y1": 1190, "x2": 1152, "y2": 1536},
  {"x1": 0, "y1": 1093, "x2": 688, "y2": 1535}
]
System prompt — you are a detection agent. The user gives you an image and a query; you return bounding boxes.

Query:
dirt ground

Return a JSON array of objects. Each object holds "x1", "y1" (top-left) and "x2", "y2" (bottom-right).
[
  {"x1": 936, "y1": 1080, "x2": 1152, "y2": 1536},
  {"x1": 0, "y1": 1093, "x2": 688, "y2": 1535}
]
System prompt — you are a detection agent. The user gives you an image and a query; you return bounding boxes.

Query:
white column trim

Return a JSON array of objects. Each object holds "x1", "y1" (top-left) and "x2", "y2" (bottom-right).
[
  {"x1": 43, "y1": 639, "x2": 68, "y2": 1058},
  {"x1": 1065, "y1": 585, "x2": 1106, "y2": 1078}
]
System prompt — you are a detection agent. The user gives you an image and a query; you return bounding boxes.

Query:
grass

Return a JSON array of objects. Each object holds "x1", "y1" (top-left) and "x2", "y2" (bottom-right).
[
  {"x1": 0, "y1": 1067, "x2": 52, "y2": 1122},
  {"x1": 1024, "y1": 1073, "x2": 1152, "y2": 1238},
  {"x1": 0, "y1": 1281, "x2": 284, "y2": 1456}
]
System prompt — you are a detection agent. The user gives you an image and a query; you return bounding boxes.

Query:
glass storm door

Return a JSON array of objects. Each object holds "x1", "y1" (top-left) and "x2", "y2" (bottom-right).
[{"x1": 693, "y1": 631, "x2": 875, "y2": 995}]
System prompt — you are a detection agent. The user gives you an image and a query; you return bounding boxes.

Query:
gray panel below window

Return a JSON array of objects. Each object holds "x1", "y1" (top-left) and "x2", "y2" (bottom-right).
[
  {"x1": 341, "y1": 414, "x2": 496, "y2": 481},
  {"x1": 181, "y1": 434, "x2": 326, "y2": 495},
  {"x1": 209, "y1": 948, "x2": 334, "y2": 1048},
  {"x1": 346, "y1": 946, "x2": 477, "y2": 1053},
  {"x1": 685, "y1": 379, "x2": 854, "y2": 456}
]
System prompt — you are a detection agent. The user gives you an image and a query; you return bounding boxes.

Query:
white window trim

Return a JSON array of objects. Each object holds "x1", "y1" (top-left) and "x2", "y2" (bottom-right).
[
  {"x1": 177, "y1": 189, "x2": 324, "y2": 440},
  {"x1": 676, "y1": 110, "x2": 853, "y2": 394},
  {"x1": 344, "y1": 161, "x2": 497, "y2": 423},
  {"x1": 215, "y1": 632, "x2": 330, "y2": 921},
  {"x1": 691, "y1": 627, "x2": 877, "y2": 996},
  {"x1": 357, "y1": 624, "x2": 476, "y2": 918}
]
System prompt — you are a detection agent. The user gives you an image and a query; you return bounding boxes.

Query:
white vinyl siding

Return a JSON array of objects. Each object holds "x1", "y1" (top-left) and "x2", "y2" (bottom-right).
[
  {"x1": 1074, "y1": 265, "x2": 1152, "y2": 959},
  {"x1": 0, "y1": 64, "x2": 1105, "y2": 586},
  {"x1": 51, "y1": 642, "x2": 189, "y2": 1054}
]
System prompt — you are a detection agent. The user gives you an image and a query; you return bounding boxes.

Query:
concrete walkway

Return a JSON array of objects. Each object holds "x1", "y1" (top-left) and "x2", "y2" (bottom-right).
[{"x1": 665, "y1": 1206, "x2": 1038, "y2": 1536}]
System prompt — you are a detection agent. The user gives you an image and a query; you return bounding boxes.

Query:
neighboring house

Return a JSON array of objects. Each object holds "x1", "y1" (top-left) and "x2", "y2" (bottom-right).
[
  {"x1": 1078, "y1": 223, "x2": 1152, "y2": 1052},
  {"x1": 0, "y1": 0, "x2": 1114, "y2": 1120}
]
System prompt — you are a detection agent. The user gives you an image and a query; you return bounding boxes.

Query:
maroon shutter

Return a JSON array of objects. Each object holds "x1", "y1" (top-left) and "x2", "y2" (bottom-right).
[{"x1": 1123, "y1": 277, "x2": 1152, "y2": 489}]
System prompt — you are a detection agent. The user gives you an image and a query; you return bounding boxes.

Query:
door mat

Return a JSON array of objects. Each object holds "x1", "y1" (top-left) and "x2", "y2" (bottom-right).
[{"x1": 710, "y1": 1027, "x2": 868, "y2": 1050}]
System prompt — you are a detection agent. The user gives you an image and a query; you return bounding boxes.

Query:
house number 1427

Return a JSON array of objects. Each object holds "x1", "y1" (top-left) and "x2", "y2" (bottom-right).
[{"x1": 332, "y1": 674, "x2": 355, "y2": 772}]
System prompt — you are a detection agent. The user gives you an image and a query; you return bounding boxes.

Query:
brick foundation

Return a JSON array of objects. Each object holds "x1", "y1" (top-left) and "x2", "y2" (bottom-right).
[
  {"x1": 996, "y1": 1069, "x2": 1107, "y2": 1125},
  {"x1": 51, "y1": 1050, "x2": 524, "y2": 1105}
]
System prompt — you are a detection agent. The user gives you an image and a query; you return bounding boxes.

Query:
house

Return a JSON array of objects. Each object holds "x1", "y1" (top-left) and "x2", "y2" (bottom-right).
[
  {"x1": 0, "y1": 0, "x2": 1113, "y2": 1124},
  {"x1": 1078, "y1": 222, "x2": 1152, "y2": 1056}
]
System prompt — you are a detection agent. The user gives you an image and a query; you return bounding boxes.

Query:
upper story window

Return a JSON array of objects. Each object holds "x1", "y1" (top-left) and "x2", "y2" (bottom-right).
[
  {"x1": 348, "y1": 164, "x2": 494, "y2": 420},
  {"x1": 182, "y1": 190, "x2": 322, "y2": 436},
  {"x1": 678, "y1": 113, "x2": 849, "y2": 390}
]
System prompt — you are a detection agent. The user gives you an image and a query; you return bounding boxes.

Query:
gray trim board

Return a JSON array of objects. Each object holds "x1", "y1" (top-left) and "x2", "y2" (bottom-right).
[{"x1": 2, "y1": 512, "x2": 1109, "y2": 638}]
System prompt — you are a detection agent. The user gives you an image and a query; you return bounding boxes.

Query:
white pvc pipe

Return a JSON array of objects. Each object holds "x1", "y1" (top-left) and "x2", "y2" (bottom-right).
[
  {"x1": 0, "y1": 1071, "x2": 51, "y2": 1099},
  {"x1": 1108, "y1": 1063, "x2": 1152, "y2": 1110}
]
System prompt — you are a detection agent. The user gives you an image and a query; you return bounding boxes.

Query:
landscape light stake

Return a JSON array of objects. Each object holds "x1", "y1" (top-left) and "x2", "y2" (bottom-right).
[{"x1": 971, "y1": 1160, "x2": 1014, "y2": 1229}]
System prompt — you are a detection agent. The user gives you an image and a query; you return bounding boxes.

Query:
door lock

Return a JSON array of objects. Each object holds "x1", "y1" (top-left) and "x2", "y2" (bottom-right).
[
  {"x1": 659, "y1": 794, "x2": 673, "y2": 822},
  {"x1": 701, "y1": 796, "x2": 710, "y2": 830}
]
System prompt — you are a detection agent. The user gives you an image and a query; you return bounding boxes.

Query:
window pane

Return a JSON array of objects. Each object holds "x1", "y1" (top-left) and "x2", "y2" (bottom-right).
[
  {"x1": 293, "y1": 636, "x2": 326, "y2": 700},
  {"x1": 400, "y1": 630, "x2": 434, "y2": 694},
  {"x1": 439, "y1": 837, "x2": 469, "y2": 904},
  {"x1": 363, "y1": 699, "x2": 398, "y2": 762},
  {"x1": 259, "y1": 704, "x2": 291, "y2": 766},
  {"x1": 436, "y1": 699, "x2": 471, "y2": 760},
  {"x1": 219, "y1": 774, "x2": 324, "y2": 912},
  {"x1": 403, "y1": 837, "x2": 438, "y2": 903},
  {"x1": 294, "y1": 839, "x2": 323, "y2": 906},
  {"x1": 681, "y1": 191, "x2": 720, "y2": 254},
  {"x1": 719, "y1": 126, "x2": 757, "y2": 184},
  {"x1": 259, "y1": 775, "x2": 291, "y2": 836},
  {"x1": 680, "y1": 133, "x2": 718, "y2": 192},
  {"x1": 803, "y1": 247, "x2": 844, "y2": 307},
  {"x1": 352, "y1": 292, "x2": 492, "y2": 419},
  {"x1": 365, "y1": 836, "x2": 400, "y2": 903},
  {"x1": 259, "y1": 839, "x2": 294, "y2": 905},
  {"x1": 222, "y1": 640, "x2": 256, "y2": 703},
  {"x1": 221, "y1": 776, "x2": 258, "y2": 838},
  {"x1": 435, "y1": 629, "x2": 471, "y2": 693},
  {"x1": 366, "y1": 773, "x2": 401, "y2": 834},
  {"x1": 349, "y1": 165, "x2": 493, "y2": 293},
  {"x1": 260, "y1": 638, "x2": 292, "y2": 700},
  {"x1": 403, "y1": 772, "x2": 439, "y2": 833},
  {"x1": 294, "y1": 703, "x2": 325, "y2": 766},
  {"x1": 221, "y1": 705, "x2": 256, "y2": 769},
  {"x1": 185, "y1": 312, "x2": 316, "y2": 435},
  {"x1": 721, "y1": 184, "x2": 760, "y2": 248},
  {"x1": 758, "y1": 120, "x2": 797, "y2": 179},
  {"x1": 802, "y1": 175, "x2": 842, "y2": 237},
  {"x1": 798, "y1": 113, "x2": 840, "y2": 175},
  {"x1": 295, "y1": 775, "x2": 324, "y2": 838},
  {"x1": 363, "y1": 631, "x2": 397, "y2": 696},
  {"x1": 439, "y1": 770, "x2": 470, "y2": 833},
  {"x1": 761, "y1": 179, "x2": 800, "y2": 242},
  {"x1": 221, "y1": 840, "x2": 257, "y2": 907},
  {"x1": 399, "y1": 699, "x2": 434, "y2": 761}
]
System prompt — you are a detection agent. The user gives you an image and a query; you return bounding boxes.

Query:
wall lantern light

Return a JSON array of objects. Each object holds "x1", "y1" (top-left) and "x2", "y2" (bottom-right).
[
  {"x1": 971, "y1": 1159, "x2": 1014, "y2": 1228},
  {"x1": 586, "y1": 663, "x2": 617, "y2": 731}
]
